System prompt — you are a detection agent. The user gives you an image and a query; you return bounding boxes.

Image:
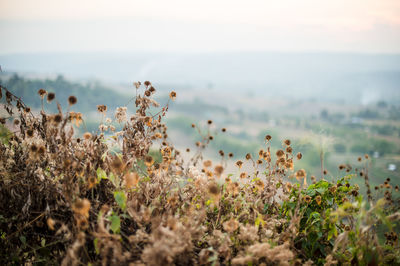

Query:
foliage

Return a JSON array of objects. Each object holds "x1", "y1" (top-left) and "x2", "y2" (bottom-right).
[{"x1": 0, "y1": 82, "x2": 399, "y2": 265}]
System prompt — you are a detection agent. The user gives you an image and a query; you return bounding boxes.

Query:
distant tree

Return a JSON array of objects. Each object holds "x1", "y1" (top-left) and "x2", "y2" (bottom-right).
[
  {"x1": 376, "y1": 100, "x2": 387, "y2": 108},
  {"x1": 333, "y1": 143, "x2": 346, "y2": 153},
  {"x1": 320, "y1": 109, "x2": 329, "y2": 120}
]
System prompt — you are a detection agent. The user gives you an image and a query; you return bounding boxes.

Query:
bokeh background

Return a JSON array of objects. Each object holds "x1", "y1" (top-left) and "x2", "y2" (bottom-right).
[{"x1": 1, "y1": 0, "x2": 400, "y2": 189}]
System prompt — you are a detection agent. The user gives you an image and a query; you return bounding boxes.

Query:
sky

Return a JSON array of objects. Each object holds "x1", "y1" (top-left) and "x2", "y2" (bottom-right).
[{"x1": 0, "y1": 0, "x2": 400, "y2": 54}]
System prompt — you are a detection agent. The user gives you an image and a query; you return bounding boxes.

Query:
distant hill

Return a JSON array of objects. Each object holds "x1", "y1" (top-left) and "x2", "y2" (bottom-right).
[
  {"x1": 0, "y1": 74, "x2": 129, "y2": 114},
  {"x1": 1, "y1": 52, "x2": 400, "y2": 104}
]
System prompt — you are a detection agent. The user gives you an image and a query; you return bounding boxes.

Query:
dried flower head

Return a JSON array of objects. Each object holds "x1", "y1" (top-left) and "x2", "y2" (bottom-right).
[
  {"x1": 240, "y1": 172, "x2": 247, "y2": 179},
  {"x1": 47, "y1": 92, "x2": 55, "y2": 102},
  {"x1": 169, "y1": 91, "x2": 177, "y2": 100},
  {"x1": 296, "y1": 152, "x2": 303, "y2": 160},
  {"x1": 68, "y1": 95, "x2": 77, "y2": 105},
  {"x1": 285, "y1": 182, "x2": 292, "y2": 191},
  {"x1": 144, "y1": 155, "x2": 154, "y2": 167},
  {"x1": 88, "y1": 176, "x2": 97, "y2": 189},
  {"x1": 30, "y1": 144, "x2": 38, "y2": 153},
  {"x1": 53, "y1": 114, "x2": 62, "y2": 124},
  {"x1": 115, "y1": 107, "x2": 127, "y2": 123},
  {"x1": 83, "y1": 132, "x2": 92, "y2": 140},
  {"x1": 214, "y1": 165, "x2": 224, "y2": 177},
  {"x1": 149, "y1": 86, "x2": 156, "y2": 93},
  {"x1": 265, "y1": 134, "x2": 272, "y2": 141},
  {"x1": 295, "y1": 169, "x2": 306, "y2": 181},
  {"x1": 236, "y1": 160, "x2": 243, "y2": 169},
  {"x1": 38, "y1": 89, "x2": 47, "y2": 98},
  {"x1": 304, "y1": 195, "x2": 312, "y2": 204},
  {"x1": 69, "y1": 112, "x2": 83, "y2": 127},
  {"x1": 72, "y1": 198, "x2": 91, "y2": 218},
  {"x1": 228, "y1": 152, "x2": 234, "y2": 158},
  {"x1": 276, "y1": 150, "x2": 285, "y2": 158},
  {"x1": 255, "y1": 180, "x2": 264, "y2": 191},
  {"x1": 245, "y1": 153, "x2": 252, "y2": 160},
  {"x1": 315, "y1": 195, "x2": 322, "y2": 205},
  {"x1": 97, "y1": 105, "x2": 107, "y2": 113},
  {"x1": 223, "y1": 218, "x2": 239, "y2": 233},
  {"x1": 26, "y1": 129, "x2": 34, "y2": 137},
  {"x1": 37, "y1": 145, "x2": 45, "y2": 155},
  {"x1": 124, "y1": 172, "x2": 140, "y2": 189},
  {"x1": 47, "y1": 218, "x2": 56, "y2": 230},
  {"x1": 221, "y1": 128, "x2": 226, "y2": 132},
  {"x1": 208, "y1": 182, "x2": 220, "y2": 196},
  {"x1": 110, "y1": 156, "x2": 125, "y2": 173},
  {"x1": 284, "y1": 139, "x2": 291, "y2": 146}
]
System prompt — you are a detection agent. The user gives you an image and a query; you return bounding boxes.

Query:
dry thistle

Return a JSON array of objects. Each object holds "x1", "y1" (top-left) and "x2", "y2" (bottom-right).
[
  {"x1": 236, "y1": 160, "x2": 243, "y2": 169},
  {"x1": 214, "y1": 165, "x2": 224, "y2": 177},
  {"x1": 38, "y1": 88, "x2": 47, "y2": 98},
  {"x1": 315, "y1": 195, "x2": 322, "y2": 205},
  {"x1": 68, "y1": 95, "x2": 77, "y2": 105},
  {"x1": 295, "y1": 169, "x2": 306, "y2": 181},
  {"x1": 47, "y1": 92, "x2": 55, "y2": 102},
  {"x1": 276, "y1": 150, "x2": 285, "y2": 158},
  {"x1": 169, "y1": 91, "x2": 177, "y2": 100},
  {"x1": 124, "y1": 172, "x2": 140, "y2": 189},
  {"x1": 97, "y1": 105, "x2": 107, "y2": 113},
  {"x1": 223, "y1": 218, "x2": 239, "y2": 233}
]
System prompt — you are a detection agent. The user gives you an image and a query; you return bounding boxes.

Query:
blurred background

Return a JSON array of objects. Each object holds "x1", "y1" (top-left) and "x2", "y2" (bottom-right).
[{"x1": 1, "y1": 0, "x2": 400, "y2": 189}]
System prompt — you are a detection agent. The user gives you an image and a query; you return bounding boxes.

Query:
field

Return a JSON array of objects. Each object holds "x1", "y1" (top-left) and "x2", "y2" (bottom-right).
[{"x1": 0, "y1": 76, "x2": 400, "y2": 265}]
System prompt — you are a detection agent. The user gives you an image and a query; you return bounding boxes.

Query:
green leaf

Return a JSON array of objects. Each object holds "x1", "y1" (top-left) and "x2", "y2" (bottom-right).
[
  {"x1": 19, "y1": 235, "x2": 26, "y2": 245},
  {"x1": 94, "y1": 238, "x2": 100, "y2": 254},
  {"x1": 96, "y1": 168, "x2": 107, "y2": 181},
  {"x1": 109, "y1": 172, "x2": 117, "y2": 186},
  {"x1": 114, "y1": 191, "x2": 127, "y2": 211},
  {"x1": 255, "y1": 213, "x2": 265, "y2": 227},
  {"x1": 41, "y1": 238, "x2": 46, "y2": 247},
  {"x1": 307, "y1": 189, "x2": 316, "y2": 197},
  {"x1": 110, "y1": 215, "x2": 121, "y2": 234}
]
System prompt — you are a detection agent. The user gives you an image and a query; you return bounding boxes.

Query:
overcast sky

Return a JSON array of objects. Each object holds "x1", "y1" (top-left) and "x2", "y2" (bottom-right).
[{"x1": 1, "y1": 0, "x2": 400, "y2": 54}]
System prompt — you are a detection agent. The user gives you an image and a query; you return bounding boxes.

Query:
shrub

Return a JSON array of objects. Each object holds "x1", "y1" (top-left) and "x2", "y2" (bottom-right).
[{"x1": 0, "y1": 83, "x2": 399, "y2": 265}]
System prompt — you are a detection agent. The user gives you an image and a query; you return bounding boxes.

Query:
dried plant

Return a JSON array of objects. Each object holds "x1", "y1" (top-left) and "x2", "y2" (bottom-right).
[{"x1": 0, "y1": 82, "x2": 399, "y2": 265}]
